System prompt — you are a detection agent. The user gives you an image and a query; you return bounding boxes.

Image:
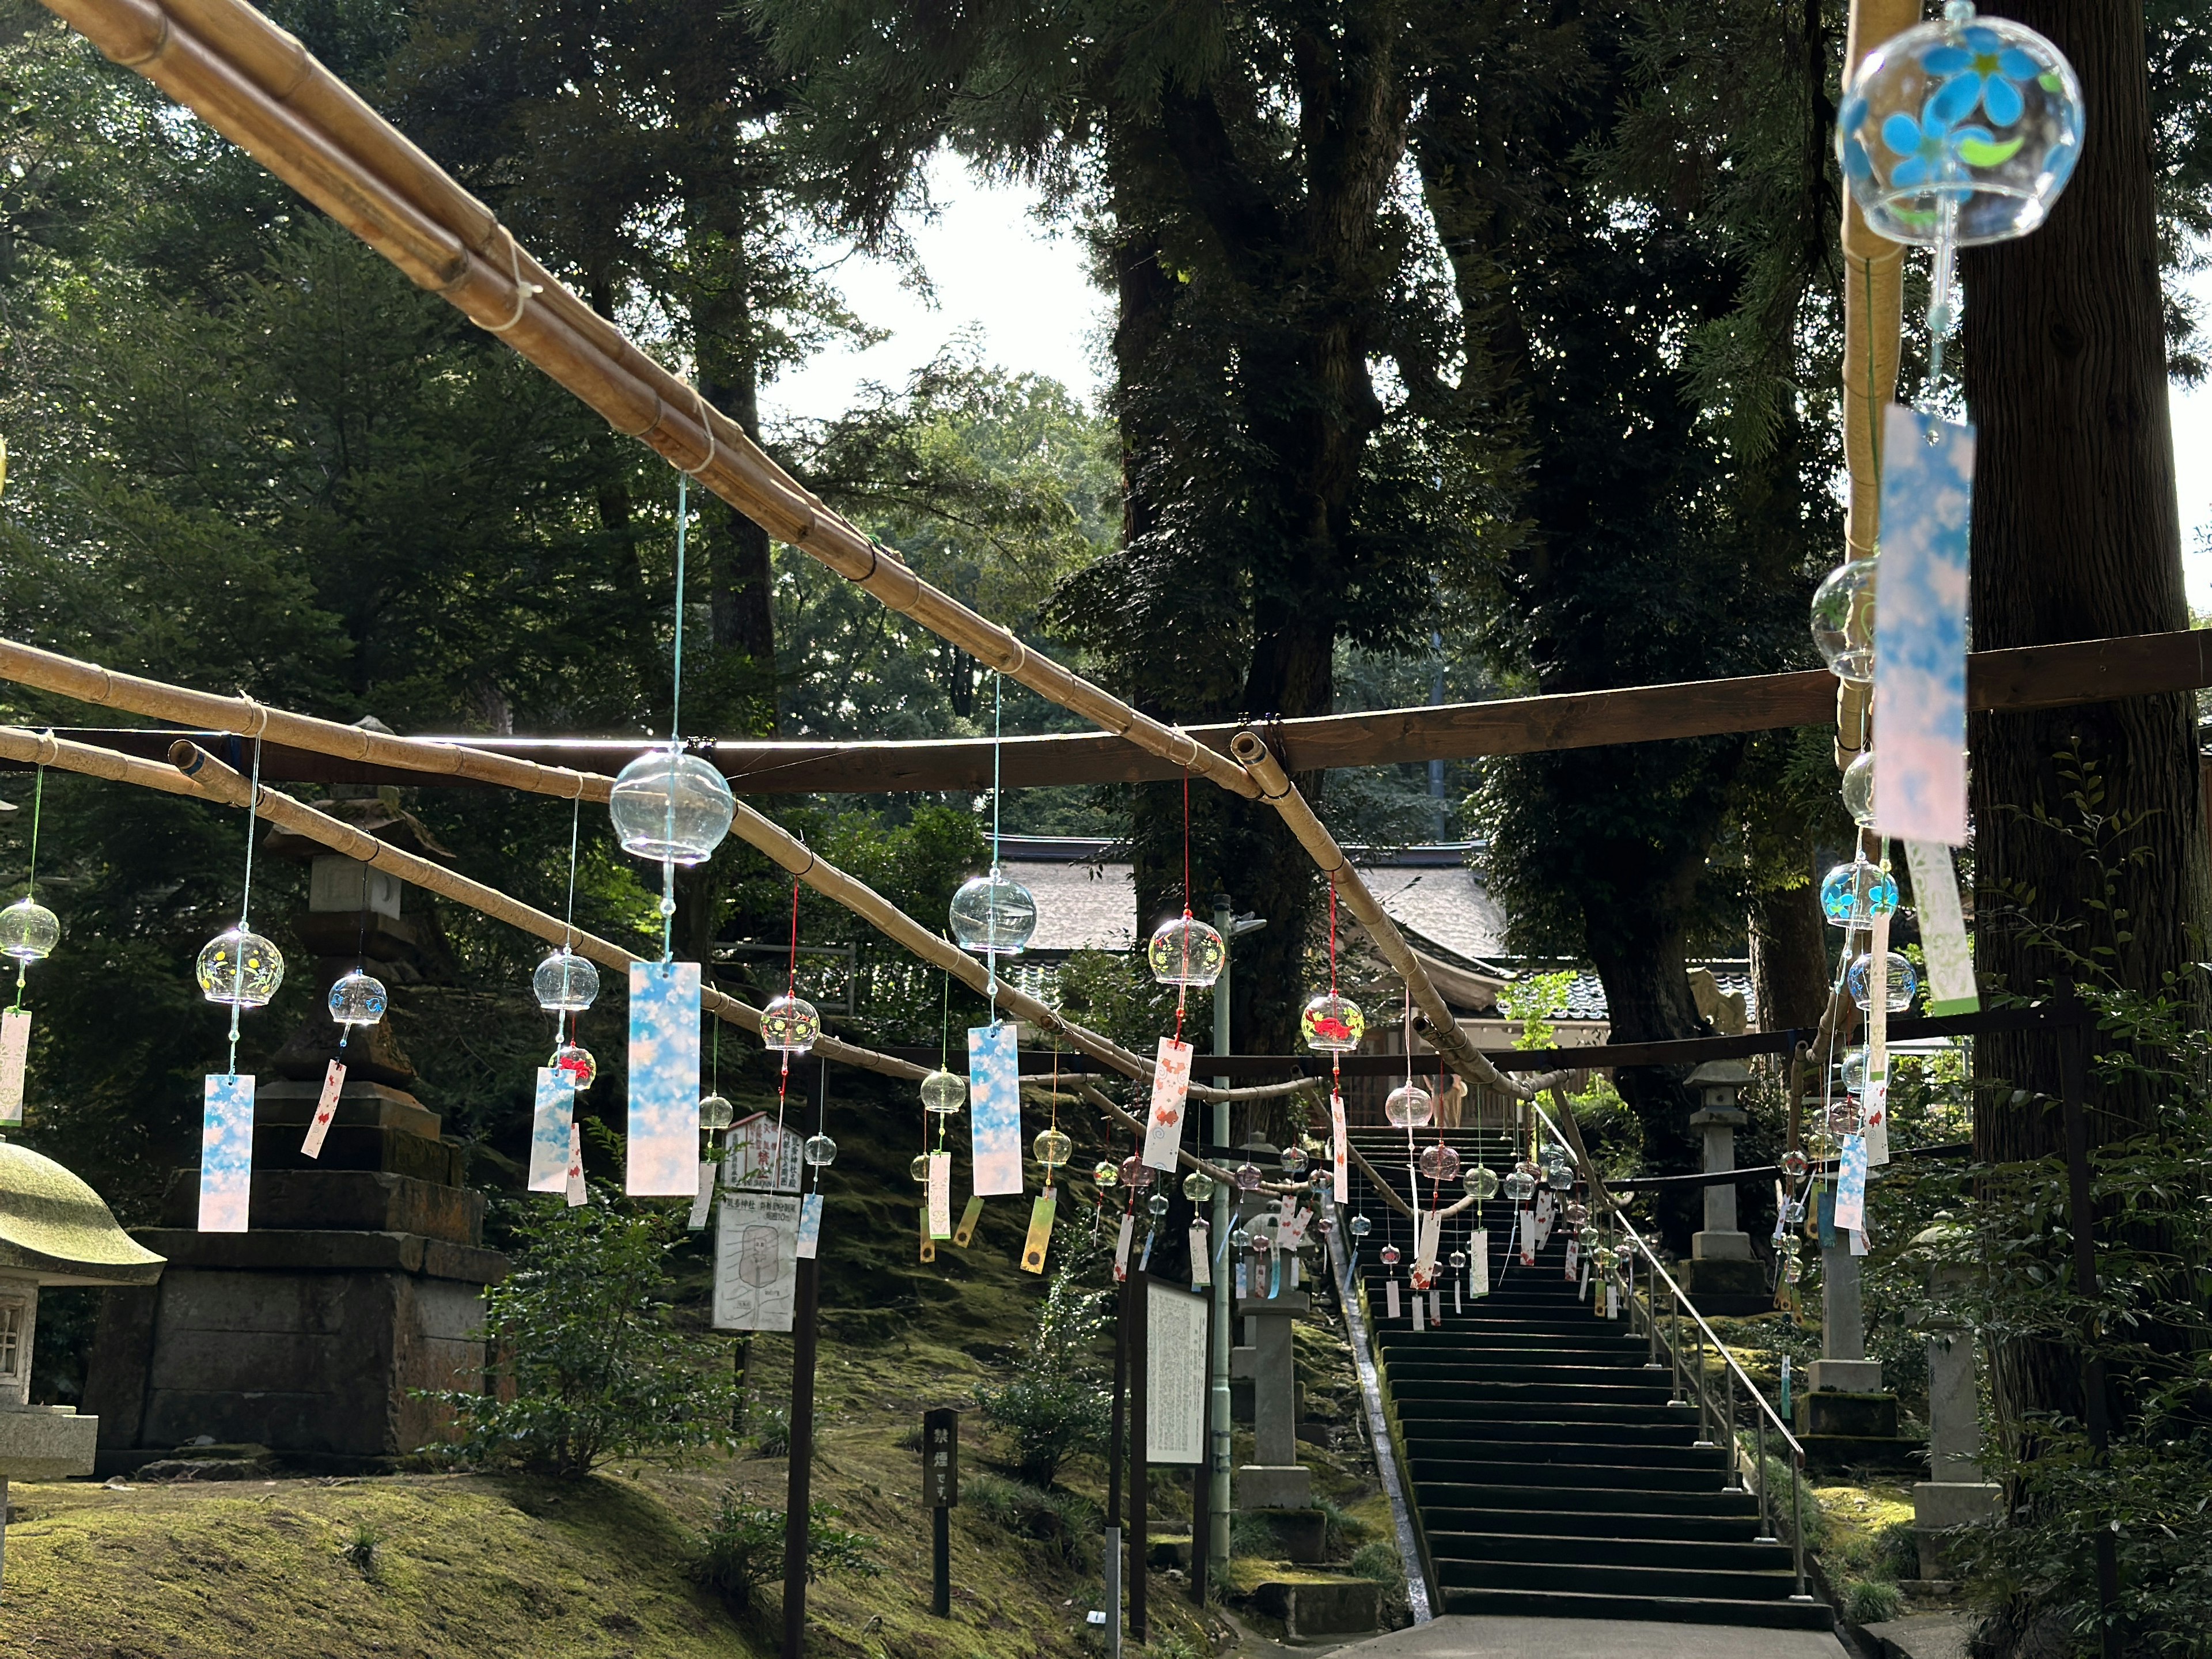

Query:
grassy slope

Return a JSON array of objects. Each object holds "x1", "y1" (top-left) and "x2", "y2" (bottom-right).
[{"x1": 4, "y1": 1071, "x2": 1376, "y2": 1656}]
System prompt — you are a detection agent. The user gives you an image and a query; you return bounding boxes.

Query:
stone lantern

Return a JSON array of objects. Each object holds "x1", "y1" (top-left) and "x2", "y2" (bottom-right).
[
  {"x1": 1677, "y1": 1060, "x2": 1766, "y2": 1310},
  {"x1": 0, "y1": 1138, "x2": 165, "y2": 1589}
]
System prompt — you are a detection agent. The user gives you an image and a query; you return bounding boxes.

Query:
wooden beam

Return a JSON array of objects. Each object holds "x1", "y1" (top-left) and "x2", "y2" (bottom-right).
[{"x1": 21, "y1": 630, "x2": 2199, "y2": 794}]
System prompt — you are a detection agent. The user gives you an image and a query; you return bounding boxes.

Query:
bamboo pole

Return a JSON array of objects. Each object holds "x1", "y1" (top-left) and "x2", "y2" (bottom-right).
[
  {"x1": 1834, "y1": 0, "x2": 1918, "y2": 770},
  {"x1": 0, "y1": 723, "x2": 925, "y2": 1080},
  {"x1": 0, "y1": 639, "x2": 1312, "y2": 1104},
  {"x1": 35, "y1": 0, "x2": 1257, "y2": 804},
  {"x1": 1227, "y1": 729, "x2": 1566, "y2": 1104}
]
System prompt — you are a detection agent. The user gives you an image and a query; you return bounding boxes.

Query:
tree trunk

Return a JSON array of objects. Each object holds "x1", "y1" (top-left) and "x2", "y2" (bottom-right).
[
  {"x1": 1589, "y1": 910, "x2": 1711, "y2": 1252},
  {"x1": 1963, "y1": 0, "x2": 2202, "y2": 1170},
  {"x1": 1749, "y1": 879, "x2": 1831, "y2": 1034},
  {"x1": 1959, "y1": 5, "x2": 2206, "y2": 1651}
]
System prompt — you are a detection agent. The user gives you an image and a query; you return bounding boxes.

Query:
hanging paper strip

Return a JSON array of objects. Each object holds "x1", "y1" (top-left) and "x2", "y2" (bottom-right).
[
  {"x1": 1517, "y1": 1210, "x2": 1536, "y2": 1266},
  {"x1": 1114, "y1": 1212, "x2": 1135, "y2": 1279},
  {"x1": 1234, "y1": 1257, "x2": 1249, "y2": 1298},
  {"x1": 954, "y1": 1196, "x2": 984, "y2": 1248},
  {"x1": 688, "y1": 1161, "x2": 716, "y2": 1230},
  {"x1": 1429, "y1": 1291, "x2": 1441, "y2": 1329},
  {"x1": 1834, "y1": 1133, "x2": 1869, "y2": 1232},
  {"x1": 626, "y1": 961, "x2": 701, "y2": 1196},
  {"x1": 1384, "y1": 1279, "x2": 1400, "y2": 1321},
  {"x1": 1849, "y1": 1225, "x2": 1868, "y2": 1259},
  {"x1": 712, "y1": 1191, "x2": 800, "y2": 1331},
  {"x1": 198, "y1": 1073, "x2": 255, "y2": 1233},
  {"x1": 1021, "y1": 1191, "x2": 1058, "y2": 1274},
  {"x1": 796, "y1": 1192, "x2": 824, "y2": 1259},
  {"x1": 1819, "y1": 1186, "x2": 1837, "y2": 1252},
  {"x1": 1188, "y1": 1221, "x2": 1210, "y2": 1288},
  {"x1": 565, "y1": 1118, "x2": 586, "y2": 1206},
  {"x1": 1905, "y1": 839, "x2": 1980, "y2": 1013},
  {"x1": 1564, "y1": 1239, "x2": 1579, "y2": 1281},
  {"x1": 1331, "y1": 1090, "x2": 1349, "y2": 1203},
  {"x1": 1471, "y1": 1228, "x2": 1490, "y2": 1298},
  {"x1": 1453, "y1": 1278, "x2": 1463, "y2": 1315},
  {"x1": 528, "y1": 1066, "x2": 575, "y2": 1192},
  {"x1": 967, "y1": 1022, "x2": 1023, "y2": 1195},
  {"x1": 0, "y1": 1008, "x2": 29, "y2": 1123},
  {"x1": 1413, "y1": 1213, "x2": 1440, "y2": 1285},
  {"x1": 302, "y1": 1059, "x2": 345, "y2": 1159},
  {"x1": 1874, "y1": 406, "x2": 1975, "y2": 846},
  {"x1": 927, "y1": 1150, "x2": 953, "y2": 1238},
  {"x1": 1533, "y1": 1190, "x2": 1555, "y2": 1251},
  {"x1": 1865, "y1": 908, "x2": 1893, "y2": 1169},
  {"x1": 1141, "y1": 1036, "x2": 1192, "y2": 1171},
  {"x1": 918, "y1": 1209, "x2": 936, "y2": 1263}
]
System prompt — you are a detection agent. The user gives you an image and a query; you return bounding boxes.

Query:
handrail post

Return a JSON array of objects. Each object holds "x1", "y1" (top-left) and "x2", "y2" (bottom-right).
[
  {"x1": 1693, "y1": 1326, "x2": 1713, "y2": 1447},
  {"x1": 1754, "y1": 1413, "x2": 1776, "y2": 1542},
  {"x1": 1644, "y1": 1266, "x2": 1660, "y2": 1367},
  {"x1": 1724, "y1": 1363, "x2": 1742, "y2": 1490},
  {"x1": 1790, "y1": 1452, "x2": 1809, "y2": 1599},
  {"x1": 1669, "y1": 1288, "x2": 1684, "y2": 1406}
]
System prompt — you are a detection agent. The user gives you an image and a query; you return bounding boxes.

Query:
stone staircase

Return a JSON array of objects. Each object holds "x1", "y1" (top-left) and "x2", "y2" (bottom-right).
[{"x1": 1344, "y1": 1127, "x2": 1832, "y2": 1631}]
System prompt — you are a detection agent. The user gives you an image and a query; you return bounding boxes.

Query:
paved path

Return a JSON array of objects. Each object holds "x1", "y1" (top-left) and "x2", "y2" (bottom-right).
[{"x1": 1330, "y1": 1613, "x2": 1853, "y2": 1658}]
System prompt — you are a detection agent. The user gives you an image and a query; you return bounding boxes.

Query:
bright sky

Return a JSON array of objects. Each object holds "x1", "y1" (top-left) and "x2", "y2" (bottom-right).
[{"x1": 762, "y1": 158, "x2": 2212, "y2": 605}]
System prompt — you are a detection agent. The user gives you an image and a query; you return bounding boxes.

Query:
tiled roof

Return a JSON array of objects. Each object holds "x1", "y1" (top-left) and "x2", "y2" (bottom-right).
[{"x1": 998, "y1": 859, "x2": 1135, "y2": 954}]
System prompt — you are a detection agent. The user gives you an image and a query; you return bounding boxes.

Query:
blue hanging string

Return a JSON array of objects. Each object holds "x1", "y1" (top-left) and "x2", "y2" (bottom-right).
[{"x1": 228, "y1": 736, "x2": 263, "y2": 1077}]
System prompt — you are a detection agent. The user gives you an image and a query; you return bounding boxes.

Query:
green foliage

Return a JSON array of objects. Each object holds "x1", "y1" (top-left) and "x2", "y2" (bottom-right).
[
  {"x1": 753, "y1": 1408, "x2": 793, "y2": 1460},
  {"x1": 344, "y1": 1522, "x2": 383, "y2": 1582},
  {"x1": 1498, "y1": 971, "x2": 1575, "y2": 1052},
  {"x1": 692, "y1": 1491, "x2": 881, "y2": 1612},
  {"x1": 1349, "y1": 1540, "x2": 1411, "y2": 1625},
  {"x1": 1842, "y1": 1578, "x2": 1906, "y2": 1626},
  {"x1": 423, "y1": 1205, "x2": 738, "y2": 1480},
  {"x1": 976, "y1": 1228, "x2": 1112, "y2": 1486},
  {"x1": 960, "y1": 1474, "x2": 1101, "y2": 1569}
]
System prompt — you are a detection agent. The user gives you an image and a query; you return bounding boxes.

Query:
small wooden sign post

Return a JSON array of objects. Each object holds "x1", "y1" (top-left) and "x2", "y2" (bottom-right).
[{"x1": 922, "y1": 1407, "x2": 958, "y2": 1617}]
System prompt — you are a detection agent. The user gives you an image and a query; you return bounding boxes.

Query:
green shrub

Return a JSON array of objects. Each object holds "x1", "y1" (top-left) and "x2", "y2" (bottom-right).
[
  {"x1": 1843, "y1": 1578, "x2": 1906, "y2": 1625},
  {"x1": 978, "y1": 1231, "x2": 1111, "y2": 1484},
  {"x1": 1315, "y1": 1496, "x2": 1369, "y2": 1553},
  {"x1": 1350, "y1": 1541, "x2": 1410, "y2": 1626},
  {"x1": 755, "y1": 1407, "x2": 791, "y2": 1459},
  {"x1": 963, "y1": 1472, "x2": 1100, "y2": 1567},
  {"x1": 1876, "y1": 1520, "x2": 1919, "y2": 1581},
  {"x1": 344, "y1": 1522, "x2": 381, "y2": 1581},
  {"x1": 420, "y1": 1205, "x2": 738, "y2": 1479},
  {"x1": 693, "y1": 1490, "x2": 881, "y2": 1612},
  {"x1": 1229, "y1": 1510, "x2": 1277, "y2": 1558}
]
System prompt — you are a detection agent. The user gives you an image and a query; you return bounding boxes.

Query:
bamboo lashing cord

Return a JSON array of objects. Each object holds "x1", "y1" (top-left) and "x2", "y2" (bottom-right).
[
  {"x1": 0, "y1": 640, "x2": 1309, "y2": 1104},
  {"x1": 1228, "y1": 729, "x2": 1570, "y2": 1106},
  {"x1": 34, "y1": 0, "x2": 1258, "y2": 805}
]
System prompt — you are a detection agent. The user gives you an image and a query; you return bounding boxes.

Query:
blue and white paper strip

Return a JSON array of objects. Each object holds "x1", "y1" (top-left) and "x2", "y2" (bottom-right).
[
  {"x1": 528, "y1": 1066, "x2": 576, "y2": 1193},
  {"x1": 199, "y1": 1073, "x2": 255, "y2": 1233},
  {"x1": 1874, "y1": 406, "x2": 1975, "y2": 846},
  {"x1": 627, "y1": 961, "x2": 700, "y2": 1196},
  {"x1": 1834, "y1": 1133, "x2": 1869, "y2": 1233},
  {"x1": 1905, "y1": 839, "x2": 1980, "y2": 1013},
  {"x1": 967, "y1": 1022, "x2": 1023, "y2": 1196}
]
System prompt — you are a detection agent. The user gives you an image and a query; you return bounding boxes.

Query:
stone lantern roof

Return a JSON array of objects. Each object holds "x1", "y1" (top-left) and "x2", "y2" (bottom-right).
[{"x1": 0, "y1": 1141, "x2": 166, "y2": 1287}]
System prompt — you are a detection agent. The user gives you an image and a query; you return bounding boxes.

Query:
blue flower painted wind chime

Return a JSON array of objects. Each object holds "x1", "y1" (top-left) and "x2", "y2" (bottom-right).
[
  {"x1": 1786, "y1": 3, "x2": 2081, "y2": 1260},
  {"x1": 192, "y1": 737, "x2": 283, "y2": 1232}
]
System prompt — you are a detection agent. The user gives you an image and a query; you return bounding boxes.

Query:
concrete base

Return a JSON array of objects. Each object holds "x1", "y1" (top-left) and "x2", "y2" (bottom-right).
[
  {"x1": 0, "y1": 1404, "x2": 97, "y2": 1480},
  {"x1": 1796, "y1": 1388, "x2": 1898, "y2": 1439},
  {"x1": 1914, "y1": 1482, "x2": 2001, "y2": 1578},
  {"x1": 1675, "y1": 1256, "x2": 1771, "y2": 1312},
  {"x1": 1807, "y1": 1358, "x2": 1883, "y2": 1393},
  {"x1": 1251, "y1": 1576, "x2": 1381, "y2": 1640},
  {"x1": 1691, "y1": 1230, "x2": 1752, "y2": 1261},
  {"x1": 1237, "y1": 1463, "x2": 1313, "y2": 1510}
]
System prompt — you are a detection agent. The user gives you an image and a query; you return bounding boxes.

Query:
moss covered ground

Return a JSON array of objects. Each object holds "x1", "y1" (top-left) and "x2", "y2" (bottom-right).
[{"x1": 0, "y1": 1075, "x2": 1392, "y2": 1657}]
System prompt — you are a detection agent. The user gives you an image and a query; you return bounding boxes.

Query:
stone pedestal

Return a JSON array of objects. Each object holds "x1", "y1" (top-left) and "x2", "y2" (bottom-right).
[
  {"x1": 1231, "y1": 1290, "x2": 1310, "y2": 1510},
  {"x1": 1796, "y1": 1238, "x2": 1919, "y2": 1470},
  {"x1": 1677, "y1": 1075, "x2": 1768, "y2": 1311},
  {"x1": 1914, "y1": 1267, "x2": 2000, "y2": 1573},
  {"x1": 82, "y1": 1084, "x2": 504, "y2": 1475}
]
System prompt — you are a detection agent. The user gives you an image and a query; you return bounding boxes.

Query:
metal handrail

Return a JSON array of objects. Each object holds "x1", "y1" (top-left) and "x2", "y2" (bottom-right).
[{"x1": 1531, "y1": 1101, "x2": 1817, "y2": 1601}]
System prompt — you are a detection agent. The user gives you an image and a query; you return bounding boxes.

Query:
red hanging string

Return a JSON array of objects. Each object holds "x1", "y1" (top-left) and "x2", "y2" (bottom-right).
[
  {"x1": 780, "y1": 880, "x2": 800, "y2": 1101},
  {"x1": 1328, "y1": 884, "x2": 1339, "y2": 995}
]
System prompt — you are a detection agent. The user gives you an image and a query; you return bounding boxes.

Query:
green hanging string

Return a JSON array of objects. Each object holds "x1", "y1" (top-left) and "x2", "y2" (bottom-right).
[
  {"x1": 987, "y1": 670, "x2": 1002, "y2": 1021},
  {"x1": 228, "y1": 736, "x2": 264, "y2": 1077},
  {"x1": 12, "y1": 762, "x2": 44, "y2": 1013}
]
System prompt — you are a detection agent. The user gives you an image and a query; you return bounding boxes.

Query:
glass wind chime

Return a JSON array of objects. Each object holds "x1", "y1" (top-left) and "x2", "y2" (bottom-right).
[
  {"x1": 605, "y1": 474, "x2": 734, "y2": 1199},
  {"x1": 1790, "y1": 1, "x2": 2078, "y2": 1253},
  {"x1": 1133, "y1": 774, "x2": 1221, "y2": 1281},
  {"x1": 941, "y1": 672, "x2": 1037, "y2": 1258},
  {"x1": 0, "y1": 764, "x2": 60, "y2": 1125},
  {"x1": 301, "y1": 859, "x2": 393, "y2": 1162},
  {"x1": 192, "y1": 738, "x2": 283, "y2": 1233}
]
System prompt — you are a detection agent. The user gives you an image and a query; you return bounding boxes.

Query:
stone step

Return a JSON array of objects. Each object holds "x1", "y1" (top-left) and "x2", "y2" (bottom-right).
[
  {"x1": 1412, "y1": 1481, "x2": 1762, "y2": 1517},
  {"x1": 1437, "y1": 1585, "x2": 1834, "y2": 1631},
  {"x1": 1427, "y1": 1530, "x2": 1795, "y2": 1574}
]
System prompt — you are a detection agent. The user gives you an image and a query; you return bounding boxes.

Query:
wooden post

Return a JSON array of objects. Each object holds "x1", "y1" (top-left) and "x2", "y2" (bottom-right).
[
  {"x1": 1191, "y1": 1277, "x2": 1210, "y2": 1608},
  {"x1": 1131, "y1": 1271, "x2": 1148, "y2": 1645},
  {"x1": 781, "y1": 1256, "x2": 820, "y2": 1659},
  {"x1": 1105, "y1": 1266, "x2": 1127, "y2": 1657},
  {"x1": 922, "y1": 1408, "x2": 957, "y2": 1619}
]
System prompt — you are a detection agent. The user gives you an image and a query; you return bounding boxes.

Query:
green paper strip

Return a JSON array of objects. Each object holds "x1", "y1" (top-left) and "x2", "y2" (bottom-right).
[{"x1": 1904, "y1": 839, "x2": 1980, "y2": 1014}]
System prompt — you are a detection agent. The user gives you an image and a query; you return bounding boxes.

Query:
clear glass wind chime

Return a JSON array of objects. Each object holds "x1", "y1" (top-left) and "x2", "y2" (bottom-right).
[
  {"x1": 1, "y1": 763, "x2": 62, "y2": 1124},
  {"x1": 1145, "y1": 774, "x2": 1222, "y2": 1263},
  {"x1": 535, "y1": 793, "x2": 602, "y2": 1089},
  {"x1": 194, "y1": 740, "x2": 285, "y2": 1041}
]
